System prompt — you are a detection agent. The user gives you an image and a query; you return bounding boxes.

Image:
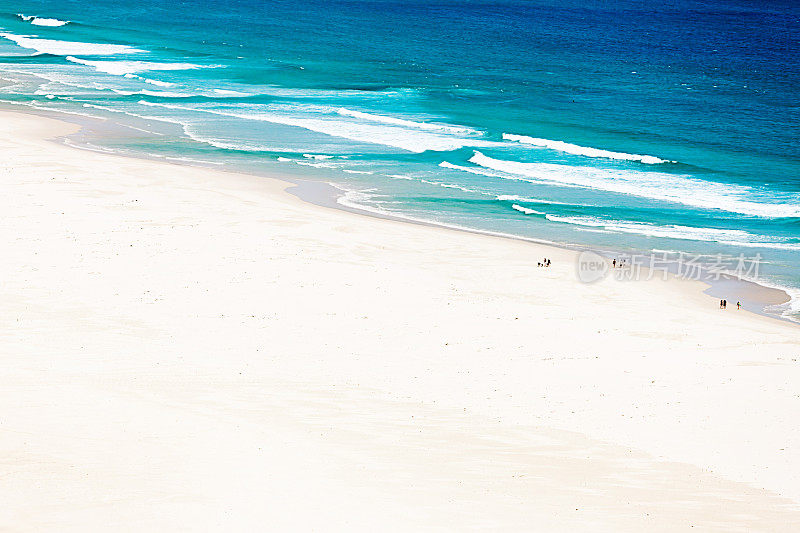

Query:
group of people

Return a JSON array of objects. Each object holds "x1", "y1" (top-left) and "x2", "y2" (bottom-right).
[
  {"x1": 611, "y1": 258, "x2": 626, "y2": 268},
  {"x1": 538, "y1": 258, "x2": 552, "y2": 268},
  {"x1": 719, "y1": 299, "x2": 742, "y2": 310}
]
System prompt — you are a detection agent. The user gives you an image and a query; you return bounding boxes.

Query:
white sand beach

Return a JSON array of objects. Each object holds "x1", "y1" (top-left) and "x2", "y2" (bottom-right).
[{"x1": 1, "y1": 109, "x2": 800, "y2": 531}]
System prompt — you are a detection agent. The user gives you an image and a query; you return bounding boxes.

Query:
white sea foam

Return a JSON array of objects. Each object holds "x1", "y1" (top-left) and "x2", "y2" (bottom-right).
[
  {"x1": 342, "y1": 169, "x2": 374, "y2": 175},
  {"x1": 138, "y1": 101, "x2": 498, "y2": 153},
  {"x1": 302, "y1": 154, "x2": 334, "y2": 160},
  {"x1": 753, "y1": 281, "x2": 800, "y2": 321},
  {"x1": 336, "y1": 108, "x2": 479, "y2": 135},
  {"x1": 295, "y1": 161, "x2": 337, "y2": 169},
  {"x1": 181, "y1": 126, "x2": 272, "y2": 152},
  {"x1": 545, "y1": 214, "x2": 800, "y2": 250},
  {"x1": 65, "y1": 57, "x2": 202, "y2": 76},
  {"x1": 439, "y1": 161, "x2": 529, "y2": 180},
  {"x1": 469, "y1": 151, "x2": 800, "y2": 218},
  {"x1": 387, "y1": 174, "x2": 479, "y2": 193},
  {"x1": 503, "y1": 133, "x2": 673, "y2": 164},
  {"x1": 62, "y1": 139, "x2": 117, "y2": 153},
  {"x1": 163, "y1": 155, "x2": 223, "y2": 166},
  {"x1": 0, "y1": 33, "x2": 143, "y2": 55},
  {"x1": 212, "y1": 89, "x2": 253, "y2": 97},
  {"x1": 511, "y1": 204, "x2": 544, "y2": 215},
  {"x1": 3, "y1": 98, "x2": 103, "y2": 120},
  {"x1": 423, "y1": 180, "x2": 478, "y2": 192},
  {"x1": 331, "y1": 183, "x2": 563, "y2": 248},
  {"x1": 17, "y1": 14, "x2": 69, "y2": 26},
  {"x1": 108, "y1": 88, "x2": 192, "y2": 97},
  {"x1": 109, "y1": 87, "x2": 203, "y2": 98},
  {"x1": 79, "y1": 103, "x2": 189, "y2": 130},
  {"x1": 0, "y1": 66, "x2": 126, "y2": 94},
  {"x1": 335, "y1": 187, "x2": 387, "y2": 213},
  {"x1": 81, "y1": 102, "x2": 119, "y2": 111},
  {"x1": 496, "y1": 194, "x2": 575, "y2": 206},
  {"x1": 250, "y1": 115, "x2": 493, "y2": 152},
  {"x1": 31, "y1": 17, "x2": 69, "y2": 27},
  {"x1": 651, "y1": 248, "x2": 682, "y2": 255},
  {"x1": 442, "y1": 158, "x2": 581, "y2": 189},
  {"x1": 122, "y1": 73, "x2": 173, "y2": 87},
  {"x1": 258, "y1": 86, "x2": 418, "y2": 100},
  {"x1": 141, "y1": 78, "x2": 174, "y2": 87},
  {"x1": 139, "y1": 89, "x2": 195, "y2": 98}
]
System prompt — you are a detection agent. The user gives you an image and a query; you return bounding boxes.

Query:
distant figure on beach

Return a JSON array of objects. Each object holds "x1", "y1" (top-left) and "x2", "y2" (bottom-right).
[
  {"x1": 612, "y1": 259, "x2": 616, "y2": 268},
  {"x1": 720, "y1": 299, "x2": 724, "y2": 309},
  {"x1": 723, "y1": 299, "x2": 727, "y2": 309},
  {"x1": 737, "y1": 301, "x2": 741, "y2": 310}
]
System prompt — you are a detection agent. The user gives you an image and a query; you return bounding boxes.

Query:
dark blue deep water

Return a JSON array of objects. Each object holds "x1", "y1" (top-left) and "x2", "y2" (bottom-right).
[{"x1": 1, "y1": 0, "x2": 799, "y2": 314}]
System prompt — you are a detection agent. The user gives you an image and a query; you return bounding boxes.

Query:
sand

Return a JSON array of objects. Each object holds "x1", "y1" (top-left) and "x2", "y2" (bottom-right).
[{"x1": 1, "y1": 109, "x2": 799, "y2": 531}]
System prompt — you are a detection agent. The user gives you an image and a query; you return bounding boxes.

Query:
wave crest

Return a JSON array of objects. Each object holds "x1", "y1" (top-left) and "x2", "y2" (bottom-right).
[
  {"x1": 511, "y1": 204, "x2": 544, "y2": 215},
  {"x1": 17, "y1": 14, "x2": 69, "y2": 26},
  {"x1": 139, "y1": 101, "x2": 497, "y2": 153},
  {"x1": 0, "y1": 32, "x2": 143, "y2": 55},
  {"x1": 503, "y1": 133, "x2": 673, "y2": 164},
  {"x1": 336, "y1": 108, "x2": 479, "y2": 135},
  {"x1": 468, "y1": 151, "x2": 800, "y2": 218},
  {"x1": 65, "y1": 57, "x2": 203, "y2": 75}
]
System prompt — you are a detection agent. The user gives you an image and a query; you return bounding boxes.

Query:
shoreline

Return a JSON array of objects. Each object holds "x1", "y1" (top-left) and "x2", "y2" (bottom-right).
[
  {"x1": 3, "y1": 107, "x2": 800, "y2": 529},
  {"x1": 288, "y1": 178, "x2": 795, "y2": 323},
  {"x1": 6, "y1": 102, "x2": 793, "y2": 325}
]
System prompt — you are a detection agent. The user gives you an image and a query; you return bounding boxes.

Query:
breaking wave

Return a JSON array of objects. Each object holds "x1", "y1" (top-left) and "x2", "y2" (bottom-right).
[
  {"x1": 0, "y1": 32, "x2": 143, "y2": 55},
  {"x1": 469, "y1": 151, "x2": 800, "y2": 218},
  {"x1": 503, "y1": 133, "x2": 673, "y2": 164},
  {"x1": 17, "y1": 14, "x2": 70, "y2": 27},
  {"x1": 545, "y1": 215, "x2": 800, "y2": 250}
]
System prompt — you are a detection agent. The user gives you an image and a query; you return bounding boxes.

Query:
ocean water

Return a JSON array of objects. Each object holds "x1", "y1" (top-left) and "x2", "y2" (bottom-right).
[{"x1": 1, "y1": 0, "x2": 798, "y2": 316}]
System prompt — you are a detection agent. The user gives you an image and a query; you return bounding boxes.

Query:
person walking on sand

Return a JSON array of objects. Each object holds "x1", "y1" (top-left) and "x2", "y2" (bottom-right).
[
  {"x1": 737, "y1": 301, "x2": 741, "y2": 310},
  {"x1": 723, "y1": 299, "x2": 727, "y2": 309},
  {"x1": 720, "y1": 299, "x2": 724, "y2": 309}
]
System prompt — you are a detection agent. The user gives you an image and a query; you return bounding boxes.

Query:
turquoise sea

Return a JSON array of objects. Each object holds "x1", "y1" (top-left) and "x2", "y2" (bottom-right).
[{"x1": 1, "y1": 0, "x2": 798, "y2": 317}]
